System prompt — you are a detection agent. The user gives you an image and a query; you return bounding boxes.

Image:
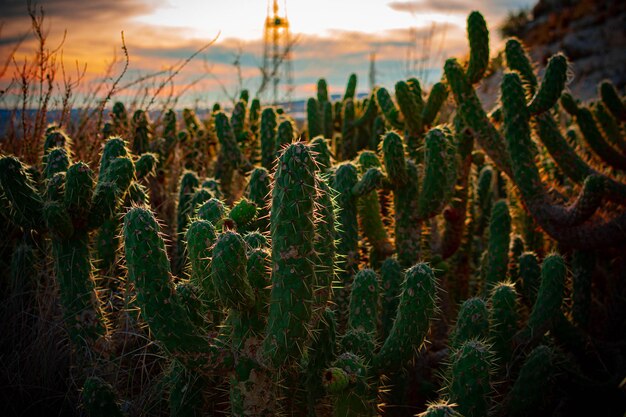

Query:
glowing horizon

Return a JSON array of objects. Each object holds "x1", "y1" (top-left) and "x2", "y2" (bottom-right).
[{"x1": 0, "y1": 0, "x2": 535, "y2": 107}]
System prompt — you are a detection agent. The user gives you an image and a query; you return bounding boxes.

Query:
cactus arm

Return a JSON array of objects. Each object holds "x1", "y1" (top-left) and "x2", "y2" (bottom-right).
[
  {"x1": 123, "y1": 207, "x2": 217, "y2": 357},
  {"x1": 374, "y1": 263, "x2": 436, "y2": 372},
  {"x1": 260, "y1": 107, "x2": 278, "y2": 170},
  {"x1": 600, "y1": 79, "x2": 626, "y2": 122},
  {"x1": 277, "y1": 119, "x2": 296, "y2": 151},
  {"x1": 332, "y1": 163, "x2": 360, "y2": 324},
  {"x1": 197, "y1": 197, "x2": 228, "y2": 226},
  {"x1": 313, "y1": 177, "x2": 337, "y2": 307},
  {"x1": 593, "y1": 102, "x2": 626, "y2": 154},
  {"x1": 527, "y1": 54, "x2": 568, "y2": 115},
  {"x1": 325, "y1": 353, "x2": 375, "y2": 417},
  {"x1": 441, "y1": 117, "x2": 474, "y2": 259},
  {"x1": 185, "y1": 220, "x2": 218, "y2": 302},
  {"x1": 534, "y1": 113, "x2": 626, "y2": 205},
  {"x1": 380, "y1": 258, "x2": 403, "y2": 341},
  {"x1": 417, "y1": 127, "x2": 457, "y2": 219},
  {"x1": 394, "y1": 160, "x2": 422, "y2": 267},
  {"x1": 450, "y1": 297, "x2": 489, "y2": 349},
  {"x1": 446, "y1": 339, "x2": 493, "y2": 417},
  {"x1": 504, "y1": 38, "x2": 538, "y2": 94},
  {"x1": 518, "y1": 252, "x2": 541, "y2": 306},
  {"x1": 308, "y1": 97, "x2": 323, "y2": 139},
  {"x1": 466, "y1": 11, "x2": 489, "y2": 84},
  {"x1": 395, "y1": 80, "x2": 423, "y2": 138},
  {"x1": 305, "y1": 308, "x2": 337, "y2": 416},
  {"x1": 247, "y1": 167, "x2": 271, "y2": 233},
  {"x1": 343, "y1": 73, "x2": 357, "y2": 101},
  {"x1": 310, "y1": 136, "x2": 333, "y2": 173},
  {"x1": 422, "y1": 82, "x2": 448, "y2": 127},
  {"x1": 353, "y1": 91, "x2": 378, "y2": 128},
  {"x1": 262, "y1": 143, "x2": 317, "y2": 367},
  {"x1": 351, "y1": 167, "x2": 384, "y2": 198},
  {"x1": 211, "y1": 230, "x2": 255, "y2": 310},
  {"x1": 489, "y1": 282, "x2": 518, "y2": 366},
  {"x1": 355, "y1": 151, "x2": 393, "y2": 259},
  {"x1": 375, "y1": 87, "x2": 404, "y2": 130},
  {"x1": 340, "y1": 98, "x2": 357, "y2": 161},
  {"x1": 0, "y1": 156, "x2": 44, "y2": 230},
  {"x1": 499, "y1": 345, "x2": 554, "y2": 417},
  {"x1": 52, "y1": 231, "x2": 109, "y2": 353},
  {"x1": 444, "y1": 58, "x2": 513, "y2": 177},
  {"x1": 323, "y1": 101, "x2": 334, "y2": 140},
  {"x1": 347, "y1": 269, "x2": 380, "y2": 335},
  {"x1": 484, "y1": 200, "x2": 511, "y2": 291},
  {"x1": 380, "y1": 131, "x2": 407, "y2": 186},
  {"x1": 134, "y1": 152, "x2": 158, "y2": 180},
  {"x1": 174, "y1": 171, "x2": 200, "y2": 275},
  {"x1": 502, "y1": 72, "x2": 608, "y2": 228},
  {"x1": 574, "y1": 105, "x2": 626, "y2": 170},
  {"x1": 520, "y1": 254, "x2": 566, "y2": 341}
]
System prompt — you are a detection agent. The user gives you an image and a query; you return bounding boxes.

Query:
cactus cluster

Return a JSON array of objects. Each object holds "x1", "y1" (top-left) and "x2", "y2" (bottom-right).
[{"x1": 2, "y1": 8, "x2": 626, "y2": 417}]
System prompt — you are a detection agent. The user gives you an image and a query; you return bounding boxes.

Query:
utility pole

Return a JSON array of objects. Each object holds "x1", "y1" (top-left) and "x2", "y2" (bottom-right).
[{"x1": 263, "y1": 0, "x2": 294, "y2": 106}]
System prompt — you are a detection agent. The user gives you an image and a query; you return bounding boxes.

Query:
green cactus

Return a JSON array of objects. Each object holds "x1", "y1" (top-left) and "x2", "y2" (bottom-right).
[
  {"x1": 344, "y1": 73, "x2": 357, "y2": 101},
  {"x1": 246, "y1": 167, "x2": 271, "y2": 233},
  {"x1": 600, "y1": 79, "x2": 626, "y2": 122},
  {"x1": 356, "y1": 151, "x2": 393, "y2": 261},
  {"x1": 525, "y1": 254, "x2": 566, "y2": 338},
  {"x1": 374, "y1": 263, "x2": 437, "y2": 372},
  {"x1": 131, "y1": 109, "x2": 151, "y2": 155},
  {"x1": 308, "y1": 97, "x2": 323, "y2": 139},
  {"x1": 446, "y1": 339, "x2": 493, "y2": 417},
  {"x1": 347, "y1": 269, "x2": 380, "y2": 335},
  {"x1": 262, "y1": 142, "x2": 317, "y2": 367},
  {"x1": 466, "y1": 11, "x2": 489, "y2": 84},
  {"x1": 175, "y1": 171, "x2": 200, "y2": 275},
  {"x1": 314, "y1": 177, "x2": 337, "y2": 307},
  {"x1": 310, "y1": 136, "x2": 333, "y2": 173},
  {"x1": 500, "y1": 345, "x2": 554, "y2": 417},
  {"x1": 450, "y1": 297, "x2": 489, "y2": 349},
  {"x1": 484, "y1": 200, "x2": 511, "y2": 291},
  {"x1": 260, "y1": 107, "x2": 278, "y2": 170},
  {"x1": 489, "y1": 282, "x2": 518, "y2": 366}
]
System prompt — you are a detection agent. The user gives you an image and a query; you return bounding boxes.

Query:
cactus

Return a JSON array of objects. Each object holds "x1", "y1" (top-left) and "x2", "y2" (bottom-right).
[
  {"x1": 489, "y1": 282, "x2": 518, "y2": 366},
  {"x1": 246, "y1": 167, "x2": 271, "y2": 233},
  {"x1": 446, "y1": 339, "x2": 493, "y2": 417},
  {"x1": 356, "y1": 151, "x2": 393, "y2": 261},
  {"x1": 376, "y1": 79, "x2": 448, "y2": 160},
  {"x1": 174, "y1": 171, "x2": 200, "y2": 275},
  {"x1": 262, "y1": 142, "x2": 317, "y2": 367},
  {"x1": 450, "y1": 298, "x2": 489, "y2": 349},
  {"x1": 260, "y1": 107, "x2": 278, "y2": 170},
  {"x1": 308, "y1": 97, "x2": 323, "y2": 139},
  {"x1": 523, "y1": 254, "x2": 566, "y2": 339},
  {"x1": 500, "y1": 345, "x2": 554, "y2": 417},
  {"x1": 484, "y1": 200, "x2": 511, "y2": 291}
]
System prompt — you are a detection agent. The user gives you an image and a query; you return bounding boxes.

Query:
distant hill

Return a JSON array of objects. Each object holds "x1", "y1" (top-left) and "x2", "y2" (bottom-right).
[{"x1": 517, "y1": 0, "x2": 625, "y2": 99}]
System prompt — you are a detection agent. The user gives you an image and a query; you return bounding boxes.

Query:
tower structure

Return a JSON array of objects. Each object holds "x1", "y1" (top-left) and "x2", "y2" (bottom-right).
[{"x1": 263, "y1": 0, "x2": 294, "y2": 106}]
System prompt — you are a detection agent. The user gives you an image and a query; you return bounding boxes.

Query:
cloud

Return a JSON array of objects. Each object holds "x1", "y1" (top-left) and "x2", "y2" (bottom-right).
[
  {"x1": 0, "y1": 0, "x2": 157, "y2": 20},
  {"x1": 389, "y1": 0, "x2": 468, "y2": 13}
]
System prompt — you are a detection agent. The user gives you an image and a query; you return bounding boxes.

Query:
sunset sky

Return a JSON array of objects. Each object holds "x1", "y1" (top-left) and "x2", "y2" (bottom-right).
[{"x1": 0, "y1": 0, "x2": 534, "y2": 108}]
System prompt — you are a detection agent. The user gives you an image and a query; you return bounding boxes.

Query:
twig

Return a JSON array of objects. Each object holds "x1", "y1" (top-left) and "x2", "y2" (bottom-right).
[{"x1": 145, "y1": 32, "x2": 220, "y2": 111}]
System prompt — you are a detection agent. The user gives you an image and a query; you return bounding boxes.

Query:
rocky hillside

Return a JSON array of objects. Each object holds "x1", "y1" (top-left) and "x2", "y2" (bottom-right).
[{"x1": 519, "y1": 0, "x2": 625, "y2": 100}]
